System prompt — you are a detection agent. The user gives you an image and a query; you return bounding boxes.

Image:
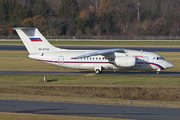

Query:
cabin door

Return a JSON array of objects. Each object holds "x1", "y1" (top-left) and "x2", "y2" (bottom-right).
[
  {"x1": 143, "y1": 56, "x2": 149, "y2": 65},
  {"x1": 59, "y1": 56, "x2": 64, "y2": 64}
]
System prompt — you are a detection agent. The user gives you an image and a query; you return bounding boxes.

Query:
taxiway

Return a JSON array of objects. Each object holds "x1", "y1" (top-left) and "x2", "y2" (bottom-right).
[
  {"x1": 0, "y1": 71, "x2": 180, "y2": 77},
  {"x1": 0, "y1": 100, "x2": 180, "y2": 120}
]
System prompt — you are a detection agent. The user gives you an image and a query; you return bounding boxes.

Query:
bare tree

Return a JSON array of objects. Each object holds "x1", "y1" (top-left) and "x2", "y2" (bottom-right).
[
  {"x1": 135, "y1": 2, "x2": 140, "y2": 22},
  {"x1": 91, "y1": 0, "x2": 100, "y2": 11},
  {"x1": 160, "y1": 0, "x2": 170, "y2": 16},
  {"x1": 128, "y1": 0, "x2": 147, "y2": 23},
  {"x1": 133, "y1": 1, "x2": 146, "y2": 22},
  {"x1": 121, "y1": 24, "x2": 130, "y2": 34},
  {"x1": 89, "y1": 0, "x2": 101, "y2": 15},
  {"x1": 160, "y1": 0, "x2": 179, "y2": 16}
]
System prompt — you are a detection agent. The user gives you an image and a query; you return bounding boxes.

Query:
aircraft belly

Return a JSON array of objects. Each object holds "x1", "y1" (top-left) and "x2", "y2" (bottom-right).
[
  {"x1": 66, "y1": 63, "x2": 81, "y2": 69},
  {"x1": 80, "y1": 64, "x2": 113, "y2": 70}
]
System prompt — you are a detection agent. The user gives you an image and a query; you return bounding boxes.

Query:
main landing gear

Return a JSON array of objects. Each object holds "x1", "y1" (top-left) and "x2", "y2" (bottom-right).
[
  {"x1": 94, "y1": 66, "x2": 102, "y2": 74},
  {"x1": 95, "y1": 69, "x2": 102, "y2": 74}
]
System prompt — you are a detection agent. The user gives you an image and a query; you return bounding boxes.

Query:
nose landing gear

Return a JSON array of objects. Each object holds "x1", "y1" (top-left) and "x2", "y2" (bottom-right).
[{"x1": 156, "y1": 68, "x2": 161, "y2": 75}]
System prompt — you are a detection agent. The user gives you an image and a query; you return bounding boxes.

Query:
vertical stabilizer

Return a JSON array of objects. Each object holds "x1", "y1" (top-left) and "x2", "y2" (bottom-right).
[{"x1": 12, "y1": 27, "x2": 60, "y2": 54}]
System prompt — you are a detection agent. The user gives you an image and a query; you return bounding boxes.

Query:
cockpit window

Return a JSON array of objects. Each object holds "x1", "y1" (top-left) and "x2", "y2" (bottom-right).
[{"x1": 157, "y1": 57, "x2": 164, "y2": 60}]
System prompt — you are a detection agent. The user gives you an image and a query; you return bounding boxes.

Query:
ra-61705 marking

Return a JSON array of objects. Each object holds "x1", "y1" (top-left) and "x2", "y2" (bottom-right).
[{"x1": 39, "y1": 48, "x2": 49, "y2": 51}]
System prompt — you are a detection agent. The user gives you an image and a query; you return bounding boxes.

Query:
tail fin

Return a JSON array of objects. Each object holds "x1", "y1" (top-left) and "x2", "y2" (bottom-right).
[{"x1": 12, "y1": 27, "x2": 60, "y2": 54}]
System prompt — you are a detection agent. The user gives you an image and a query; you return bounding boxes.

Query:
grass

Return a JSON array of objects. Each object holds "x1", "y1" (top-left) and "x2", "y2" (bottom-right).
[
  {"x1": 1, "y1": 40, "x2": 180, "y2": 47},
  {"x1": 50, "y1": 41, "x2": 180, "y2": 47},
  {"x1": 0, "y1": 75, "x2": 180, "y2": 108},
  {"x1": 0, "y1": 112, "x2": 122, "y2": 120},
  {"x1": 0, "y1": 41, "x2": 23, "y2": 45},
  {"x1": 0, "y1": 51, "x2": 74, "y2": 72},
  {"x1": 1, "y1": 75, "x2": 180, "y2": 87}
]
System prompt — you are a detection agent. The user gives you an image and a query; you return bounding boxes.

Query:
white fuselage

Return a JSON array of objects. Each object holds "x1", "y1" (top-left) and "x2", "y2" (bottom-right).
[
  {"x1": 12, "y1": 27, "x2": 174, "y2": 73},
  {"x1": 28, "y1": 49, "x2": 174, "y2": 71}
]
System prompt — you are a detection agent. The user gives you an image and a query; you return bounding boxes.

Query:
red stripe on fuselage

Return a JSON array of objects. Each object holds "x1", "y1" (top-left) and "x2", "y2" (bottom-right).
[{"x1": 36, "y1": 59, "x2": 110, "y2": 64}]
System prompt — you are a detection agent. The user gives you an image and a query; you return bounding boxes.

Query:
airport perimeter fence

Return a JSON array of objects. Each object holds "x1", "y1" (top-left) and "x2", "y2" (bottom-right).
[{"x1": 1, "y1": 35, "x2": 180, "y2": 41}]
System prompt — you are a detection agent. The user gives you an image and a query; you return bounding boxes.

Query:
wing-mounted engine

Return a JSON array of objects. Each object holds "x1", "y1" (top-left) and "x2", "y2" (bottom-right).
[{"x1": 112, "y1": 56, "x2": 136, "y2": 67}]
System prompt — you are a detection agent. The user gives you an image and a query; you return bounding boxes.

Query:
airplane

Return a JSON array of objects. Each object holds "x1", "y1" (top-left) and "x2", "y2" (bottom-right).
[{"x1": 11, "y1": 27, "x2": 174, "y2": 74}]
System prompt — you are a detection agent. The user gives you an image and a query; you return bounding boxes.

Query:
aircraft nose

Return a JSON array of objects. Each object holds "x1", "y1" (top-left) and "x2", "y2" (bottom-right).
[{"x1": 165, "y1": 61, "x2": 174, "y2": 69}]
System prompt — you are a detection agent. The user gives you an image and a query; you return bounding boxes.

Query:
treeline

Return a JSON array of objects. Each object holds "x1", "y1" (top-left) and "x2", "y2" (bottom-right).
[{"x1": 1, "y1": 0, "x2": 180, "y2": 36}]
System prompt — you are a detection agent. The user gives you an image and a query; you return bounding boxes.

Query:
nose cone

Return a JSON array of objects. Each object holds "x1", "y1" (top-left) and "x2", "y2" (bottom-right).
[{"x1": 165, "y1": 61, "x2": 174, "y2": 69}]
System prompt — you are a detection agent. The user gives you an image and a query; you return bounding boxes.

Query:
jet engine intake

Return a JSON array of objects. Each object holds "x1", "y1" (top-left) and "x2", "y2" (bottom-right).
[{"x1": 114, "y1": 56, "x2": 136, "y2": 67}]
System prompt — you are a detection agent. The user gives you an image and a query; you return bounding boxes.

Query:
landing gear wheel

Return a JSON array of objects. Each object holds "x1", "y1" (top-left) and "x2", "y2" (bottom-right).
[
  {"x1": 156, "y1": 68, "x2": 161, "y2": 75},
  {"x1": 95, "y1": 69, "x2": 101, "y2": 74}
]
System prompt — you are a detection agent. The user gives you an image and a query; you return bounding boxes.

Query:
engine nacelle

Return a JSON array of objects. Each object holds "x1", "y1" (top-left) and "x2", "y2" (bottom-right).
[{"x1": 114, "y1": 56, "x2": 136, "y2": 67}]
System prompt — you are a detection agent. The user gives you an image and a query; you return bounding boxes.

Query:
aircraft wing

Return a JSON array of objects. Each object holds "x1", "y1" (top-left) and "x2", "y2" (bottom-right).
[{"x1": 72, "y1": 49, "x2": 124, "y2": 59}]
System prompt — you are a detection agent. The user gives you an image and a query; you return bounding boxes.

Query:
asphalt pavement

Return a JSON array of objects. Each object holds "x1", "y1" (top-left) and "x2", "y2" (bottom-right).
[
  {"x1": 1, "y1": 100, "x2": 180, "y2": 120},
  {"x1": 0, "y1": 71, "x2": 180, "y2": 77},
  {"x1": 1, "y1": 45, "x2": 180, "y2": 52}
]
